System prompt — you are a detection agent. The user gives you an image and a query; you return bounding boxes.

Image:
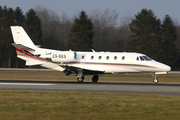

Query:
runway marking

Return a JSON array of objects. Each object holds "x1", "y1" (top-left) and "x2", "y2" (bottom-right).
[{"x1": 0, "y1": 83, "x2": 55, "y2": 86}]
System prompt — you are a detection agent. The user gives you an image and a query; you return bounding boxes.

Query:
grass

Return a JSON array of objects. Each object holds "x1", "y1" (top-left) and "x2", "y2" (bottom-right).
[
  {"x1": 0, "y1": 70, "x2": 180, "y2": 120},
  {"x1": 0, "y1": 91, "x2": 180, "y2": 120}
]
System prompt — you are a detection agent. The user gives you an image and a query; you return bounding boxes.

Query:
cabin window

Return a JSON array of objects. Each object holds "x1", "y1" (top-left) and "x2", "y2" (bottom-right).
[
  {"x1": 122, "y1": 56, "x2": 125, "y2": 60},
  {"x1": 91, "y1": 56, "x2": 94, "y2": 60},
  {"x1": 137, "y1": 57, "x2": 139, "y2": 60},
  {"x1": 140, "y1": 56, "x2": 144, "y2": 61},
  {"x1": 114, "y1": 56, "x2": 117, "y2": 60},
  {"x1": 106, "y1": 56, "x2": 109, "y2": 60},
  {"x1": 98, "y1": 56, "x2": 102, "y2": 60},
  {"x1": 81, "y1": 55, "x2": 84, "y2": 60}
]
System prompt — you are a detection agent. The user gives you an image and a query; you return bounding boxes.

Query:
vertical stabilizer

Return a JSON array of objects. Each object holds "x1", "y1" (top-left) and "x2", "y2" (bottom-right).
[{"x1": 10, "y1": 26, "x2": 36, "y2": 49}]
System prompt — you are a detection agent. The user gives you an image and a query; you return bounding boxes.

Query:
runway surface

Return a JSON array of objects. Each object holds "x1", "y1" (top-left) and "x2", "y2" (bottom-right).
[{"x1": 0, "y1": 80, "x2": 180, "y2": 95}]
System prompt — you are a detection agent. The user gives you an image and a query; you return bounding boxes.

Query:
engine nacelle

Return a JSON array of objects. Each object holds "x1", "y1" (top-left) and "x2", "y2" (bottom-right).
[
  {"x1": 51, "y1": 51, "x2": 76, "y2": 62},
  {"x1": 39, "y1": 51, "x2": 76, "y2": 63}
]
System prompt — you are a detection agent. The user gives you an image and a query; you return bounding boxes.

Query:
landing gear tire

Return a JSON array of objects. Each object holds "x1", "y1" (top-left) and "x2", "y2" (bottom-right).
[
  {"x1": 77, "y1": 76, "x2": 85, "y2": 82},
  {"x1": 151, "y1": 73, "x2": 159, "y2": 84},
  {"x1": 153, "y1": 78, "x2": 159, "y2": 84},
  {"x1": 92, "y1": 75, "x2": 99, "y2": 82}
]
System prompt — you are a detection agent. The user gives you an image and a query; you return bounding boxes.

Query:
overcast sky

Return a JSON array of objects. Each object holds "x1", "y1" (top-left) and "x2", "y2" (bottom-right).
[{"x1": 1, "y1": 0, "x2": 180, "y2": 24}]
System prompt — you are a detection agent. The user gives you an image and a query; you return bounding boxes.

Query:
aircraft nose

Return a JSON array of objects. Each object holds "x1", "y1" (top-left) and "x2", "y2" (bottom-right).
[{"x1": 163, "y1": 64, "x2": 171, "y2": 72}]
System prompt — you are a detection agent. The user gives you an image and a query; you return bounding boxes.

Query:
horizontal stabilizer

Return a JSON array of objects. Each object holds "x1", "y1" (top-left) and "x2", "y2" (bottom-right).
[{"x1": 12, "y1": 43, "x2": 35, "y2": 51}]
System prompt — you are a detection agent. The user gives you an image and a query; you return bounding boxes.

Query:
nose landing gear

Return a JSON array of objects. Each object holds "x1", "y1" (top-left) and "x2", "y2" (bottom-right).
[
  {"x1": 151, "y1": 73, "x2": 159, "y2": 84},
  {"x1": 153, "y1": 78, "x2": 159, "y2": 84}
]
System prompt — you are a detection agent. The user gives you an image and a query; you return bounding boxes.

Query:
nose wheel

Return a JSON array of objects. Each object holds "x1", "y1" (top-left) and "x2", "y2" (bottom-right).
[
  {"x1": 151, "y1": 73, "x2": 159, "y2": 84},
  {"x1": 153, "y1": 78, "x2": 159, "y2": 84}
]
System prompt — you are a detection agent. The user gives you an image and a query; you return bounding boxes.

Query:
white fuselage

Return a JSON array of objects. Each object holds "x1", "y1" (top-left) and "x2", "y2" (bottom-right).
[
  {"x1": 34, "y1": 48, "x2": 171, "y2": 74},
  {"x1": 10, "y1": 26, "x2": 171, "y2": 83}
]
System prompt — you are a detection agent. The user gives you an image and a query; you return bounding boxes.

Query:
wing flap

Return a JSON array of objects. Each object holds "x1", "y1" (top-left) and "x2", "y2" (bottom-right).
[{"x1": 62, "y1": 64, "x2": 105, "y2": 75}]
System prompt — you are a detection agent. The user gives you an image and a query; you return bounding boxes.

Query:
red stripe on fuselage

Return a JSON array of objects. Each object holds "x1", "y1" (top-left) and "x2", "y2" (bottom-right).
[
  {"x1": 64, "y1": 62, "x2": 156, "y2": 68},
  {"x1": 15, "y1": 48, "x2": 156, "y2": 69},
  {"x1": 15, "y1": 48, "x2": 48, "y2": 62}
]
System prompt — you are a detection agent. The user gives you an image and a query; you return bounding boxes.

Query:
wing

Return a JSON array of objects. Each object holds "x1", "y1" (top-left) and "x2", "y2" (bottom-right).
[{"x1": 61, "y1": 64, "x2": 105, "y2": 75}]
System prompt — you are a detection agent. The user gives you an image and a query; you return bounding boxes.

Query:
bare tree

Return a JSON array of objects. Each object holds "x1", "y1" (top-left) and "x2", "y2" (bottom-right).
[
  {"x1": 90, "y1": 9, "x2": 119, "y2": 51},
  {"x1": 174, "y1": 19, "x2": 180, "y2": 58},
  {"x1": 34, "y1": 5, "x2": 73, "y2": 50},
  {"x1": 176, "y1": 26, "x2": 180, "y2": 59},
  {"x1": 59, "y1": 12, "x2": 73, "y2": 50},
  {"x1": 119, "y1": 14, "x2": 133, "y2": 51}
]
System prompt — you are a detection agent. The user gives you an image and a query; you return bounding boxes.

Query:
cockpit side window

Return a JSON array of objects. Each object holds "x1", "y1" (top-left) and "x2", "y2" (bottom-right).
[
  {"x1": 140, "y1": 56, "x2": 145, "y2": 61},
  {"x1": 136, "y1": 57, "x2": 139, "y2": 60}
]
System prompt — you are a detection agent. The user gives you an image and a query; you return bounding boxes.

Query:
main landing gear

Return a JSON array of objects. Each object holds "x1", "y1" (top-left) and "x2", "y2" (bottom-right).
[
  {"x1": 77, "y1": 75, "x2": 85, "y2": 82},
  {"x1": 77, "y1": 69, "x2": 85, "y2": 82},
  {"x1": 151, "y1": 72, "x2": 159, "y2": 84},
  {"x1": 92, "y1": 75, "x2": 99, "y2": 82},
  {"x1": 77, "y1": 74, "x2": 99, "y2": 83}
]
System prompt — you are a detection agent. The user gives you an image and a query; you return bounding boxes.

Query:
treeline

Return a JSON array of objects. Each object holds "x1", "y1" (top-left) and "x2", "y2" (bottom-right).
[
  {"x1": 128, "y1": 9, "x2": 179, "y2": 68},
  {"x1": 34, "y1": 6, "x2": 131, "y2": 52},
  {"x1": 0, "y1": 6, "x2": 42, "y2": 68},
  {"x1": 0, "y1": 5, "x2": 180, "y2": 69}
]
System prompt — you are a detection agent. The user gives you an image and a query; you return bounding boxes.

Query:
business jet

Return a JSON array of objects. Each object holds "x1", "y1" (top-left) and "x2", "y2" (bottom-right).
[{"x1": 10, "y1": 26, "x2": 171, "y2": 84}]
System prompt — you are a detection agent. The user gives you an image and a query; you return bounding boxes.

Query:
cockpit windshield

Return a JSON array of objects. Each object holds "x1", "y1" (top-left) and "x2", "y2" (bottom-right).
[
  {"x1": 143, "y1": 56, "x2": 152, "y2": 61},
  {"x1": 137, "y1": 56, "x2": 152, "y2": 61}
]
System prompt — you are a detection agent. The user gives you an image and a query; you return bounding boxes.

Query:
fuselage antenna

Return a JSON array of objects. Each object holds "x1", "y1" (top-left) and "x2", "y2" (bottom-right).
[{"x1": 92, "y1": 49, "x2": 95, "y2": 52}]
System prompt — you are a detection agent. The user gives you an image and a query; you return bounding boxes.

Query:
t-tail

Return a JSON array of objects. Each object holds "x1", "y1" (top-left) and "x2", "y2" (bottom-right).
[
  {"x1": 11, "y1": 26, "x2": 37, "y2": 50},
  {"x1": 10, "y1": 26, "x2": 64, "y2": 71}
]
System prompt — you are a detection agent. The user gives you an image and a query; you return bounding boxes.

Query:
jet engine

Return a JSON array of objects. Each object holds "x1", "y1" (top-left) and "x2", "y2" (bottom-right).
[
  {"x1": 51, "y1": 51, "x2": 77, "y2": 62},
  {"x1": 39, "y1": 51, "x2": 77, "y2": 63}
]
